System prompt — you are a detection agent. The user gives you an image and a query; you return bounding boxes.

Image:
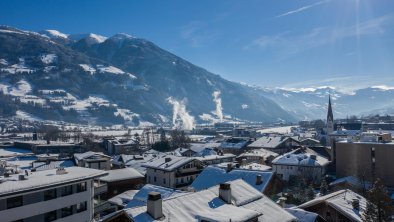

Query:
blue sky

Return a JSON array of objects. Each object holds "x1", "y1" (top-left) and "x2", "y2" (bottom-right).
[{"x1": 1, "y1": 0, "x2": 394, "y2": 90}]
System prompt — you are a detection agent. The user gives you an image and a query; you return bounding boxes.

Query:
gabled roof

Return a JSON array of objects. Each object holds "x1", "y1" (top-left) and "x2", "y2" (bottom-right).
[
  {"x1": 142, "y1": 155, "x2": 199, "y2": 171},
  {"x1": 248, "y1": 136, "x2": 298, "y2": 149},
  {"x1": 32, "y1": 160, "x2": 75, "y2": 171},
  {"x1": 121, "y1": 184, "x2": 187, "y2": 208},
  {"x1": 125, "y1": 179, "x2": 296, "y2": 222},
  {"x1": 99, "y1": 168, "x2": 144, "y2": 182},
  {"x1": 74, "y1": 151, "x2": 110, "y2": 161},
  {"x1": 272, "y1": 149, "x2": 329, "y2": 167},
  {"x1": 238, "y1": 148, "x2": 279, "y2": 158},
  {"x1": 191, "y1": 166, "x2": 273, "y2": 193},
  {"x1": 299, "y1": 189, "x2": 366, "y2": 222},
  {"x1": 285, "y1": 208, "x2": 319, "y2": 222}
]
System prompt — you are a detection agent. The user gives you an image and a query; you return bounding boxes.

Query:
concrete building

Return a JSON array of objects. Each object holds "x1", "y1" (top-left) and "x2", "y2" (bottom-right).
[
  {"x1": 0, "y1": 167, "x2": 107, "y2": 222},
  {"x1": 143, "y1": 155, "x2": 203, "y2": 189},
  {"x1": 336, "y1": 133, "x2": 394, "y2": 187}
]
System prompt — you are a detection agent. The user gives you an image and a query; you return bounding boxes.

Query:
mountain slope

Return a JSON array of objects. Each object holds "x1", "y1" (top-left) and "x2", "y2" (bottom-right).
[{"x1": 0, "y1": 26, "x2": 296, "y2": 126}]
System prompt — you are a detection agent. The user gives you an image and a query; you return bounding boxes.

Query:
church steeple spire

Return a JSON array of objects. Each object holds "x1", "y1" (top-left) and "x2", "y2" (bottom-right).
[{"x1": 327, "y1": 94, "x2": 333, "y2": 122}]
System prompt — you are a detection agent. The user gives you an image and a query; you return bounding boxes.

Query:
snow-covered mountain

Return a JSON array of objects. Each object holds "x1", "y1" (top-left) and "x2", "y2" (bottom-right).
[
  {"x1": 0, "y1": 26, "x2": 295, "y2": 126},
  {"x1": 256, "y1": 86, "x2": 394, "y2": 120}
]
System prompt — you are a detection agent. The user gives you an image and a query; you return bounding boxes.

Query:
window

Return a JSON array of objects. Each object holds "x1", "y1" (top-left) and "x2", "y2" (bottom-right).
[
  {"x1": 148, "y1": 176, "x2": 151, "y2": 183},
  {"x1": 7, "y1": 196, "x2": 23, "y2": 209},
  {"x1": 61, "y1": 206, "x2": 73, "y2": 218},
  {"x1": 76, "y1": 201, "x2": 87, "y2": 213},
  {"x1": 61, "y1": 185, "x2": 73, "y2": 197},
  {"x1": 44, "y1": 189, "x2": 57, "y2": 201},
  {"x1": 154, "y1": 176, "x2": 157, "y2": 182},
  {"x1": 44, "y1": 210, "x2": 57, "y2": 222},
  {"x1": 77, "y1": 182, "x2": 87, "y2": 192},
  {"x1": 163, "y1": 178, "x2": 166, "y2": 184}
]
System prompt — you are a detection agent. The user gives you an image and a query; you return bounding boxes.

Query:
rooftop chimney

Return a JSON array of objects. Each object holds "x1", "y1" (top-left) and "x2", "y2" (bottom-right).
[
  {"x1": 18, "y1": 175, "x2": 25, "y2": 180},
  {"x1": 310, "y1": 155, "x2": 317, "y2": 160},
  {"x1": 256, "y1": 174, "x2": 263, "y2": 185},
  {"x1": 147, "y1": 192, "x2": 163, "y2": 219},
  {"x1": 226, "y1": 163, "x2": 232, "y2": 172},
  {"x1": 352, "y1": 199, "x2": 360, "y2": 211},
  {"x1": 165, "y1": 157, "x2": 172, "y2": 163},
  {"x1": 277, "y1": 197, "x2": 287, "y2": 208},
  {"x1": 219, "y1": 183, "x2": 232, "y2": 204},
  {"x1": 56, "y1": 168, "x2": 67, "y2": 175}
]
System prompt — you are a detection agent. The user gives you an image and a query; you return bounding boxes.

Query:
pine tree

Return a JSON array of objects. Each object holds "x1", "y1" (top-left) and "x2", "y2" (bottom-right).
[
  {"x1": 320, "y1": 179, "x2": 329, "y2": 196},
  {"x1": 363, "y1": 179, "x2": 394, "y2": 222},
  {"x1": 306, "y1": 184, "x2": 315, "y2": 201}
]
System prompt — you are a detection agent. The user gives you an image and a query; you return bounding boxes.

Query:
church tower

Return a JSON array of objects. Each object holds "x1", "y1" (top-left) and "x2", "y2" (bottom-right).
[{"x1": 326, "y1": 95, "x2": 334, "y2": 145}]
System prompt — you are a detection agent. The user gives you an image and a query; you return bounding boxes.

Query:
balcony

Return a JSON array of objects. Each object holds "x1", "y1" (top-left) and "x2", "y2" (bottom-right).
[{"x1": 94, "y1": 181, "x2": 108, "y2": 195}]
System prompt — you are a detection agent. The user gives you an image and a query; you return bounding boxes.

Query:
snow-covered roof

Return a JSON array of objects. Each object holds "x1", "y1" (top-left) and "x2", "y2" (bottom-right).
[
  {"x1": 32, "y1": 160, "x2": 75, "y2": 171},
  {"x1": 142, "y1": 155, "x2": 199, "y2": 171},
  {"x1": 240, "y1": 163, "x2": 271, "y2": 171},
  {"x1": 272, "y1": 149, "x2": 329, "y2": 167},
  {"x1": 125, "y1": 179, "x2": 296, "y2": 222},
  {"x1": 123, "y1": 184, "x2": 187, "y2": 208},
  {"x1": 219, "y1": 138, "x2": 249, "y2": 150},
  {"x1": 0, "y1": 167, "x2": 107, "y2": 197},
  {"x1": 99, "y1": 168, "x2": 144, "y2": 182},
  {"x1": 0, "y1": 148, "x2": 33, "y2": 158},
  {"x1": 329, "y1": 176, "x2": 371, "y2": 189},
  {"x1": 108, "y1": 190, "x2": 139, "y2": 207},
  {"x1": 299, "y1": 189, "x2": 366, "y2": 222},
  {"x1": 191, "y1": 166, "x2": 273, "y2": 193},
  {"x1": 196, "y1": 153, "x2": 235, "y2": 162},
  {"x1": 285, "y1": 207, "x2": 319, "y2": 222},
  {"x1": 248, "y1": 136, "x2": 298, "y2": 149},
  {"x1": 238, "y1": 148, "x2": 279, "y2": 158},
  {"x1": 74, "y1": 151, "x2": 110, "y2": 163}
]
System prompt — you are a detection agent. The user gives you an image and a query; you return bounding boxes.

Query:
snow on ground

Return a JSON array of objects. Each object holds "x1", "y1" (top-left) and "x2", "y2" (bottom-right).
[
  {"x1": 1, "y1": 62, "x2": 35, "y2": 74},
  {"x1": 0, "y1": 59, "x2": 8, "y2": 65},
  {"x1": 79, "y1": 64, "x2": 96, "y2": 74},
  {"x1": 64, "y1": 96, "x2": 111, "y2": 111},
  {"x1": 9, "y1": 80, "x2": 32, "y2": 96},
  {"x1": 138, "y1": 121, "x2": 156, "y2": 127},
  {"x1": 19, "y1": 95, "x2": 46, "y2": 105},
  {"x1": 41, "y1": 30, "x2": 69, "y2": 39},
  {"x1": 15, "y1": 110, "x2": 42, "y2": 121},
  {"x1": 43, "y1": 66, "x2": 56, "y2": 73},
  {"x1": 114, "y1": 108, "x2": 139, "y2": 121},
  {"x1": 97, "y1": 65, "x2": 125, "y2": 74},
  {"x1": 371, "y1": 85, "x2": 394, "y2": 91},
  {"x1": 40, "y1": 54, "x2": 57, "y2": 64},
  {"x1": 258, "y1": 125, "x2": 297, "y2": 134},
  {"x1": 87, "y1": 33, "x2": 107, "y2": 43},
  {"x1": 0, "y1": 29, "x2": 28, "y2": 35}
]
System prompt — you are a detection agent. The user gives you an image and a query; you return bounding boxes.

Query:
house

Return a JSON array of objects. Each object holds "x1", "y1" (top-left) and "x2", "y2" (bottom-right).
[
  {"x1": 191, "y1": 165, "x2": 281, "y2": 195},
  {"x1": 285, "y1": 208, "x2": 325, "y2": 222},
  {"x1": 218, "y1": 137, "x2": 250, "y2": 155},
  {"x1": 0, "y1": 166, "x2": 107, "y2": 222},
  {"x1": 300, "y1": 138, "x2": 321, "y2": 147},
  {"x1": 248, "y1": 136, "x2": 300, "y2": 154},
  {"x1": 122, "y1": 179, "x2": 297, "y2": 222},
  {"x1": 237, "y1": 148, "x2": 279, "y2": 165},
  {"x1": 272, "y1": 148, "x2": 329, "y2": 183},
  {"x1": 74, "y1": 151, "x2": 112, "y2": 170},
  {"x1": 299, "y1": 189, "x2": 367, "y2": 222},
  {"x1": 112, "y1": 153, "x2": 161, "y2": 175},
  {"x1": 104, "y1": 139, "x2": 138, "y2": 155},
  {"x1": 196, "y1": 153, "x2": 236, "y2": 166},
  {"x1": 97, "y1": 168, "x2": 145, "y2": 200},
  {"x1": 142, "y1": 155, "x2": 203, "y2": 189}
]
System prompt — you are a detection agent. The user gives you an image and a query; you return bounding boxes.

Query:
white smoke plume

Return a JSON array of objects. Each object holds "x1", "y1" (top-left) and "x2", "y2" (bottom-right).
[
  {"x1": 167, "y1": 97, "x2": 195, "y2": 130},
  {"x1": 212, "y1": 91, "x2": 223, "y2": 122}
]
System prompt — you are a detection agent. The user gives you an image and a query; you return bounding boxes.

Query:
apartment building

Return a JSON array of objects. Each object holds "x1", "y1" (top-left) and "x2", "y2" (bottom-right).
[{"x1": 0, "y1": 166, "x2": 107, "y2": 222}]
